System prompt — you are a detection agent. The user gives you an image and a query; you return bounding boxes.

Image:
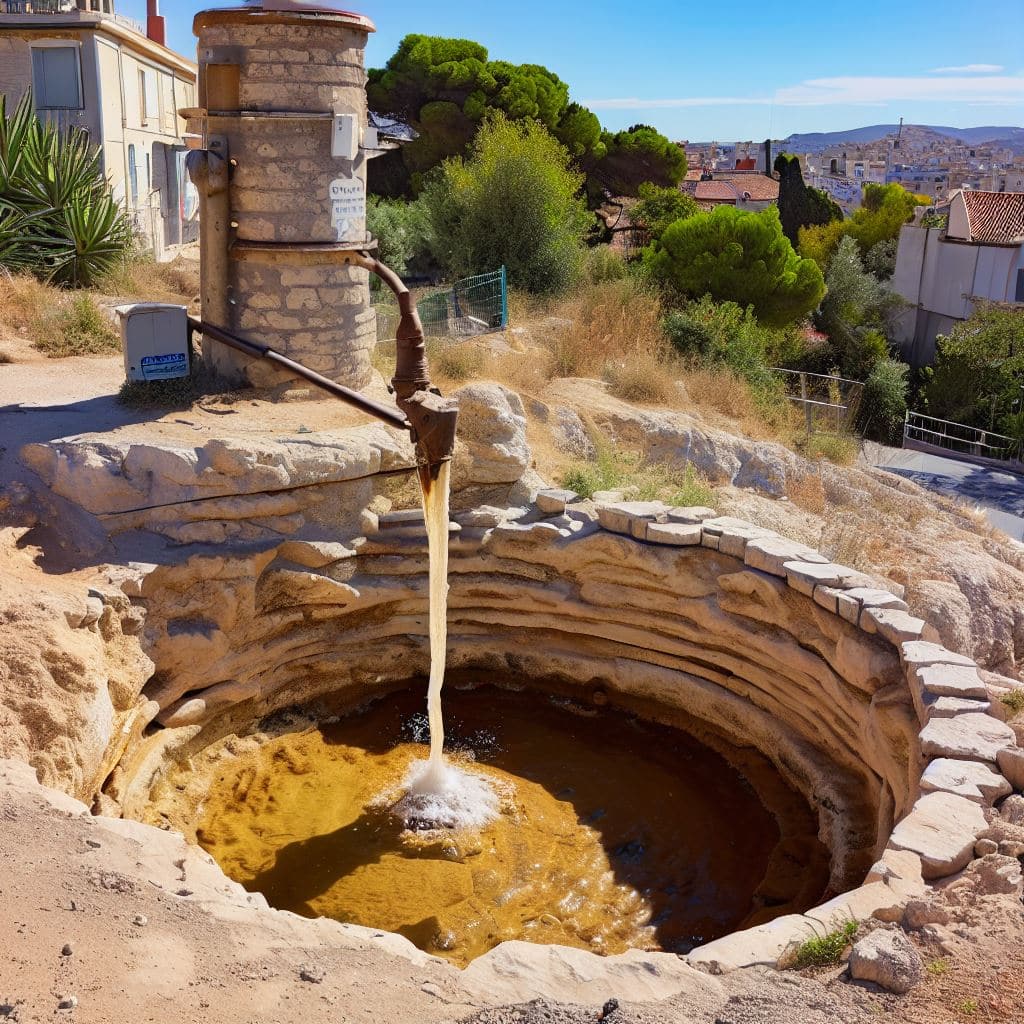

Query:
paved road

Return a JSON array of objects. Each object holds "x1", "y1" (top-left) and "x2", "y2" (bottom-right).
[{"x1": 864, "y1": 443, "x2": 1024, "y2": 541}]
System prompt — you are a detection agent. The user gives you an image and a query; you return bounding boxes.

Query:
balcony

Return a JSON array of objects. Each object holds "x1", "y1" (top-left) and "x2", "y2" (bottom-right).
[{"x1": 0, "y1": 1, "x2": 144, "y2": 33}]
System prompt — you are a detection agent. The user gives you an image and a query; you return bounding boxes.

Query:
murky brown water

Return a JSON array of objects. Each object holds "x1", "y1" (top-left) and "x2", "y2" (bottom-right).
[{"x1": 193, "y1": 685, "x2": 829, "y2": 965}]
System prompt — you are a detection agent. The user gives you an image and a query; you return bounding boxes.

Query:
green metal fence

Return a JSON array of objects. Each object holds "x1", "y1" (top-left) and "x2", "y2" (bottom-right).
[{"x1": 373, "y1": 267, "x2": 508, "y2": 343}]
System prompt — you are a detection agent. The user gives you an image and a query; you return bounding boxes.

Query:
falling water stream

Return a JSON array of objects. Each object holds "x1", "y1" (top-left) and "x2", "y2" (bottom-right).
[{"x1": 390, "y1": 460, "x2": 499, "y2": 830}]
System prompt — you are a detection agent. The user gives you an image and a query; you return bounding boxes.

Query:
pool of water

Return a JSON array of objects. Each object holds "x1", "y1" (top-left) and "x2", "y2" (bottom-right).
[{"x1": 192, "y1": 684, "x2": 829, "y2": 965}]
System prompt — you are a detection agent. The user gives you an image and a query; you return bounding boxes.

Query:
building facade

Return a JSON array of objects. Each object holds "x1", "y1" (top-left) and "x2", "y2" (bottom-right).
[
  {"x1": 0, "y1": 0, "x2": 197, "y2": 259},
  {"x1": 891, "y1": 190, "x2": 1024, "y2": 366}
]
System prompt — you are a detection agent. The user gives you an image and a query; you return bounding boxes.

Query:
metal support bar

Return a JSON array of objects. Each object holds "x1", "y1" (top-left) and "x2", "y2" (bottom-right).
[{"x1": 188, "y1": 316, "x2": 411, "y2": 432}]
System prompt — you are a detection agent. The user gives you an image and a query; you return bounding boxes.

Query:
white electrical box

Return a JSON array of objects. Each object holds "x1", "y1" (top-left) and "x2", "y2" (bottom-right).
[
  {"x1": 332, "y1": 112, "x2": 358, "y2": 160},
  {"x1": 117, "y1": 303, "x2": 190, "y2": 383}
]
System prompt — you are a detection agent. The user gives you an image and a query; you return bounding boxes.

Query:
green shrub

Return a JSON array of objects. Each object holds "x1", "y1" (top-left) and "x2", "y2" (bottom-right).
[
  {"x1": 584, "y1": 245, "x2": 628, "y2": 284},
  {"x1": 801, "y1": 432, "x2": 859, "y2": 466},
  {"x1": 644, "y1": 206, "x2": 826, "y2": 327},
  {"x1": 0, "y1": 92, "x2": 130, "y2": 285},
  {"x1": 858, "y1": 358, "x2": 909, "y2": 444},
  {"x1": 1000, "y1": 689, "x2": 1024, "y2": 716},
  {"x1": 366, "y1": 196, "x2": 430, "y2": 279},
  {"x1": 632, "y1": 182, "x2": 699, "y2": 240},
  {"x1": 33, "y1": 295, "x2": 119, "y2": 356},
  {"x1": 420, "y1": 114, "x2": 590, "y2": 295},
  {"x1": 790, "y1": 921, "x2": 857, "y2": 969}
]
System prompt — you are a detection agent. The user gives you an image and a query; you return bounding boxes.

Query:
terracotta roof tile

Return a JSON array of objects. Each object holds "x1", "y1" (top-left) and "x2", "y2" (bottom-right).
[
  {"x1": 717, "y1": 175, "x2": 780, "y2": 201},
  {"x1": 694, "y1": 180, "x2": 739, "y2": 202},
  {"x1": 960, "y1": 190, "x2": 1024, "y2": 244}
]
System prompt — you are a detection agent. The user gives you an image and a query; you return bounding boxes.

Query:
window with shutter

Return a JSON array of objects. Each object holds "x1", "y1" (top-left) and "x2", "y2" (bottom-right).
[{"x1": 31, "y1": 46, "x2": 83, "y2": 110}]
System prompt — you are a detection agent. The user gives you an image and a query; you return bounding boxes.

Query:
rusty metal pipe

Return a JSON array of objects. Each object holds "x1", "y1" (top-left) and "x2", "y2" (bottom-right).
[{"x1": 188, "y1": 317, "x2": 410, "y2": 431}]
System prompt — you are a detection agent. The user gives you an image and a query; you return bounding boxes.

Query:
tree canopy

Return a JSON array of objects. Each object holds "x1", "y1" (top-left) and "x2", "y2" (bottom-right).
[
  {"x1": 589, "y1": 124, "x2": 686, "y2": 197},
  {"x1": 643, "y1": 205, "x2": 826, "y2": 326},
  {"x1": 631, "y1": 182, "x2": 698, "y2": 240},
  {"x1": 419, "y1": 114, "x2": 590, "y2": 294},
  {"x1": 922, "y1": 304, "x2": 1024, "y2": 432},
  {"x1": 774, "y1": 153, "x2": 842, "y2": 247},
  {"x1": 367, "y1": 36, "x2": 680, "y2": 199},
  {"x1": 799, "y1": 182, "x2": 930, "y2": 269}
]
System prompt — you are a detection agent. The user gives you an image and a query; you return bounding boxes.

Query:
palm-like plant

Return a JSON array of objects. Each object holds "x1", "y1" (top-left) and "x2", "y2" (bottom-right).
[{"x1": 0, "y1": 92, "x2": 130, "y2": 286}]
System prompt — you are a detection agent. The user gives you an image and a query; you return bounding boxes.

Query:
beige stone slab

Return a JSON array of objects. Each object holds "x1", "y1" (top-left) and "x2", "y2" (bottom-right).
[
  {"x1": 783, "y1": 561, "x2": 871, "y2": 597},
  {"x1": 922, "y1": 694, "x2": 991, "y2": 720},
  {"x1": 888, "y1": 792, "x2": 988, "y2": 879},
  {"x1": 596, "y1": 501, "x2": 667, "y2": 536},
  {"x1": 861, "y1": 607, "x2": 934, "y2": 646},
  {"x1": 919, "y1": 713, "x2": 1016, "y2": 763},
  {"x1": 645, "y1": 522, "x2": 703, "y2": 546},
  {"x1": 744, "y1": 536, "x2": 828, "y2": 577},
  {"x1": 536, "y1": 489, "x2": 579, "y2": 516},
  {"x1": 666, "y1": 506, "x2": 717, "y2": 524},
  {"x1": 803, "y1": 881, "x2": 912, "y2": 931},
  {"x1": 920, "y1": 757, "x2": 1012, "y2": 804},
  {"x1": 913, "y1": 663, "x2": 988, "y2": 700},
  {"x1": 843, "y1": 587, "x2": 908, "y2": 612},
  {"x1": 900, "y1": 641, "x2": 977, "y2": 670},
  {"x1": 997, "y1": 747, "x2": 1024, "y2": 792},
  {"x1": 686, "y1": 914, "x2": 816, "y2": 973}
]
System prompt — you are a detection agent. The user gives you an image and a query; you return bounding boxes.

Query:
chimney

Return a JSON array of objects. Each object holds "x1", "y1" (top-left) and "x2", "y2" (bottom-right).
[
  {"x1": 147, "y1": 0, "x2": 166, "y2": 46},
  {"x1": 764, "y1": 138, "x2": 772, "y2": 177}
]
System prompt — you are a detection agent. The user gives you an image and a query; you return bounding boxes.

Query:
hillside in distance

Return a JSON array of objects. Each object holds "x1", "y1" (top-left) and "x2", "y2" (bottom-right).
[{"x1": 781, "y1": 123, "x2": 1024, "y2": 151}]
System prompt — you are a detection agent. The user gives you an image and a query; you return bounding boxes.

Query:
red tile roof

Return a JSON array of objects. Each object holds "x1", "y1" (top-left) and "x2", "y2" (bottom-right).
[
  {"x1": 694, "y1": 180, "x2": 739, "y2": 202},
  {"x1": 717, "y1": 174, "x2": 780, "y2": 201},
  {"x1": 960, "y1": 190, "x2": 1024, "y2": 245}
]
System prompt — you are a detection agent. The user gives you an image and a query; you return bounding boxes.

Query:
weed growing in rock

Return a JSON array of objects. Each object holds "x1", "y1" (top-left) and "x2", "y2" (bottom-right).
[
  {"x1": 562, "y1": 441, "x2": 715, "y2": 508},
  {"x1": 799, "y1": 431, "x2": 859, "y2": 466},
  {"x1": 958, "y1": 998, "x2": 978, "y2": 1016},
  {"x1": 1000, "y1": 689, "x2": 1024, "y2": 717},
  {"x1": 927, "y1": 958, "x2": 950, "y2": 976},
  {"x1": 789, "y1": 920, "x2": 857, "y2": 969}
]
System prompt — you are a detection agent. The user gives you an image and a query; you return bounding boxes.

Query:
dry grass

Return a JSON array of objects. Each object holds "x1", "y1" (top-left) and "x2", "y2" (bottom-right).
[
  {"x1": 676, "y1": 364, "x2": 798, "y2": 443},
  {"x1": 100, "y1": 253, "x2": 200, "y2": 306},
  {"x1": 0, "y1": 274, "x2": 119, "y2": 357},
  {"x1": 787, "y1": 471, "x2": 827, "y2": 516},
  {"x1": 604, "y1": 350, "x2": 681, "y2": 406},
  {"x1": 545, "y1": 277, "x2": 669, "y2": 380}
]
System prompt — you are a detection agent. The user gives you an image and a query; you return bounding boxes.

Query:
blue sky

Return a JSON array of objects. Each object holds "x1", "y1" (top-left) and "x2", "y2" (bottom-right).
[{"x1": 124, "y1": 0, "x2": 1024, "y2": 140}]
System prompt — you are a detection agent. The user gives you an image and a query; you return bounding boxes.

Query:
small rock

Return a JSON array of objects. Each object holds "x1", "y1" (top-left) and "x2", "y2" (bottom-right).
[
  {"x1": 600, "y1": 998, "x2": 620, "y2": 1019},
  {"x1": 1001, "y1": 794, "x2": 1024, "y2": 825},
  {"x1": 970, "y1": 855, "x2": 1024, "y2": 896},
  {"x1": 848, "y1": 929, "x2": 923, "y2": 994},
  {"x1": 902, "y1": 900, "x2": 950, "y2": 931},
  {"x1": 975, "y1": 838, "x2": 999, "y2": 857},
  {"x1": 57, "y1": 996, "x2": 77, "y2": 1011},
  {"x1": 299, "y1": 965, "x2": 325, "y2": 984},
  {"x1": 60, "y1": 944, "x2": 73, "y2": 957},
  {"x1": 85, "y1": 839, "x2": 101, "y2": 850},
  {"x1": 132, "y1": 914, "x2": 147, "y2": 927},
  {"x1": 420, "y1": 982, "x2": 441, "y2": 997}
]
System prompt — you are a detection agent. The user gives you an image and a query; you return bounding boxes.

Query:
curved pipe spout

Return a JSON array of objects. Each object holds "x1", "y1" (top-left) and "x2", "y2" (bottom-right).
[{"x1": 354, "y1": 252, "x2": 459, "y2": 471}]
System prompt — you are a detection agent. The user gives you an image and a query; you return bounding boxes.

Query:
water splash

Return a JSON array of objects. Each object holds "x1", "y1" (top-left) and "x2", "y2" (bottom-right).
[{"x1": 389, "y1": 758, "x2": 501, "y2": 831}]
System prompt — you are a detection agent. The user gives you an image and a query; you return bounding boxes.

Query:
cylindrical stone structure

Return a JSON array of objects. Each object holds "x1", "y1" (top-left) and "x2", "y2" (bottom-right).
[{"x1": 191, "y1": 2, "x2": 377, "y2": 389}]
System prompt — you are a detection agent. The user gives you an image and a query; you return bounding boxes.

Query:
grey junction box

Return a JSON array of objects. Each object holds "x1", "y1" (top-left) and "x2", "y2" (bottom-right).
[{"x1": 117, "y1": 303, "x2": 190, "y2": 383}]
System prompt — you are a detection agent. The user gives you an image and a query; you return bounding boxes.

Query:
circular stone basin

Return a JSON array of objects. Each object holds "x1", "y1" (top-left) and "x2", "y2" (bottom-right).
[{"x1": 164, "y1": 683, "x2": 830, "y2": 966}]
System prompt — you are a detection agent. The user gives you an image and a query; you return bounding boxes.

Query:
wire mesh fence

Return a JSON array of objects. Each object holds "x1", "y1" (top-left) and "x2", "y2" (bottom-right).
[
  {"x1": 373, "y1": 267, "x2": 507, "y2": 344},
  {"x1": 771, "y1": 368, "x2": 864, "y2": 435}
]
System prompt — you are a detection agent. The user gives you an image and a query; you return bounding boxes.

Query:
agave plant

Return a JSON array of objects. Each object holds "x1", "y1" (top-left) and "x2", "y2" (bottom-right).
[{"x1": 0, "y1": 92, "x2": 130, "y2": 286}]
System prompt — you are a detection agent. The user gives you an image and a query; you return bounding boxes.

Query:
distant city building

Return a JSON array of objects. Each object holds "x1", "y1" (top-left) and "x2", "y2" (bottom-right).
[
  {"x1": 0, "y1": 0, "x2": 197, "y2": 259},
  {"x1": 892, "y1": 189, "x2": 1024, "y2": 365}
]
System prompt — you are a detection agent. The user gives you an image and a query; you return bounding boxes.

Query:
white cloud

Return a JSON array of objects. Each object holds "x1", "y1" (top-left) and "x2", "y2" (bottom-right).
[
  {"x1": 584, "y1": 73, "x2": 1024, "y2": 111},
  {"x1": 930, "y1": 64, "x2": 1004, "y2": 74}
]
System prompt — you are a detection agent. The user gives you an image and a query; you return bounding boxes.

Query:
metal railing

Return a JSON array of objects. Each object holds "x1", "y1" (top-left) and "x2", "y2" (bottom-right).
[
  {"x1": 1, "y1": 1, "x2": 77, "y2": 12},
  {"x1": 374, "y1": 266, "x2": 508, "y2": 343},
  {"x1": 904, "y1": 411, "x2": 1022, "y2": 463},
  {"x1": 771, "y1": 368, "x2": 864, "y2": 434}
]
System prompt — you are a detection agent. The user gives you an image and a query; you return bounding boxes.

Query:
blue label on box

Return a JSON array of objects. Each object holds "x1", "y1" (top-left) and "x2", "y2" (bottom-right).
[{"x1": 141, "y1": 352, "x2": 188, "y2": 381}]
